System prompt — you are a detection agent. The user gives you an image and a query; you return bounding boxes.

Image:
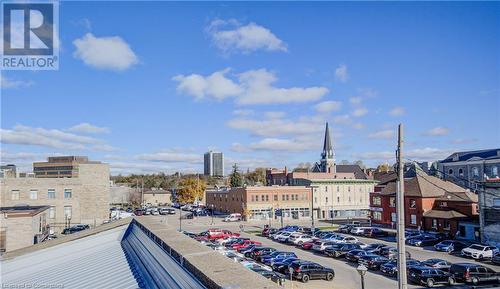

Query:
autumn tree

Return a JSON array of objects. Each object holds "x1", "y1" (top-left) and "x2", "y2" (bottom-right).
[
  {"x1": 230, "y1": 163, "x2": 243, "y2": 187},
  {"x1": 245, "y1": 167, "x2": 266, "y2": 185},
  {"x1": 176, "y1": 177, "x2": 206, "y2": 203}
]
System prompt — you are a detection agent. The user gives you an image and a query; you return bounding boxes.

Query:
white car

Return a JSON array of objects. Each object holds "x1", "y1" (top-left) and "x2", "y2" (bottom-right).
[
  {"x1": 312, "y1": 240, "x2": 336, "y2": 252},
  {"x1": 286, "y1": 232, "x2": 304, "y2": 243},
  {"x1": 293, "y1": 235, "x2": 313, "y2": 246},
  {"x1": 350, "y1": 227, "x2": 369, "y2": 235},
  {"x1": 272, "y1": 231, "x2": 288, "y2": 240},
  {"x1": 333, "y1": 235, "x2": 359, "y2": 244},
  {"x1": 240, "y1": 261, "x2": 273, "y2": 272},
  {"x1": 275, "y1": 232, "x2": 292, "y2": 242},
  {"x1": 461, "y1": 244, "x2": 499, "y2": 260}
]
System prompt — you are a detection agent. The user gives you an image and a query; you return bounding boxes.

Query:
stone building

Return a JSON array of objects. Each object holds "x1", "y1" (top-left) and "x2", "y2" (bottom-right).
[
  {"x1": 1, "y1": 159, "x2": 110, "y2": 232},
  {"x1": 0, "y1": 205, "x2": 50, "y2": 252},
  {"x1": 143, "y1": 189, "x2": 172, "y2": 206},
  {"x1": 206, "y1": 186, "x2": 312, "y2": 221},
  {"x1": 479, "y1": 179, "x2": 500, "y2": 247},
  {"x1": 438, "y1": 149, "x2": 500, "y2": 189}
]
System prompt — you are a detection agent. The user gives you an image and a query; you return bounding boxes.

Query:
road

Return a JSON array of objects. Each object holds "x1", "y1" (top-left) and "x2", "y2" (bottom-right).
[{"x1": 153, "y1": 213, "x2": 499, "y2": 289}]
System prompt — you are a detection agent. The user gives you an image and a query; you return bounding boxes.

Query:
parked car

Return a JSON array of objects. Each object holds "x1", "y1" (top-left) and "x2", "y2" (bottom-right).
[
  {"x1": 261, "y1": 251, "x2": 296, "y2": 266},
  {"x1": 358, "y1": 254, "x2": 391, "y2": 270},
  {"x1": 286, "y1": 232, "x2": 305, "y2": 244},
  {"x1": 298, "y1": 227, "x2": 320, "y2": 236},
  {"x1": 434, "y1": 240, "x2": 467, "y2": 253},
  {"x1": 350, "y1": 227, "x2": 370, "y2": 236},
  {"x1": 292, "y1": 234, "x2": 313, "y2": 246},
  {"x1": 301, "y1": 241, "x2": 314, "y2": 250},
  {"x1": 312, "y1": 240, "x2": 336, "y2": 253},
  {"x1": 332, "y1": 235, "x2": 359, "y2": 244},
  {"x1": 380, "y1": 259, "x2": 421, "y2": 276},
  {"x1": 275, "y1": 232, "x2": 293, "y2": 242},
  {"x1": 224, "y1": 213, "x2": 242, "y2": 222},
  {"x1": 406, "y1": 235, "x2": 441, "y2": 247},
  {"x1": 232, "y1": 240, "x2": 261, "y2": 250},
  {"x1": 272, "y1": 257, "x2": 299, "y2": 274},
  {"x1": 492, "y1": 254, "x2": 500, "y2": 266},
  {"x1": 421, "y1": 259, "x2": 452, "y2": 271},
  {"x1": 380, "y1": 246, "x2": 411, "y2": 260},
  {"x1": 362, "y1": 243, "x2": 387, "y2": 254},
  {"x1": 408, "y1": 266, "x2": 456, "y2": 287},
  {"x1": 134, "y1": 209, "x2": 144, "y2": 216},
  {"x1": 450, "y1": 263, "x2": 499, "y2": 285},
  {"x1": 338, "y1": 224, "x2": 357, "y2": 234},
  {"x1": 362, "y1": 228, "x2": 389, "y2": 238},
  {"x1": 289, "y1": 261, "x2": 335, "y2": 283},
  {"x1": 461, "y1": 244, "x2": 499, "y2": 260},
  {"x1": 266, "y1": 252, "x2": 298, "y2": 266},
  {"x1": 61, "y1": 224, "x2": 89, "y2": 235},
  {"x1": 251, "y1": 247, "x2": 277, "y2": 260},
  {"x1": 261, "y1": 227, "x2": 277, "y2": 237},
  {"x1": 325, "y1": 243, "x2": 361, "y2": 258},
  {"x1": 345, "y1": 249, "x2": 370, "y2": 263}
]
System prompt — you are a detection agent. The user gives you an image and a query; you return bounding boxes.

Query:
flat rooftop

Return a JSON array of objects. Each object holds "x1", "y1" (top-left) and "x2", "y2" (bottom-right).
[{"x1": 0, "y1": 205, "x2": 50, "y2": 216}]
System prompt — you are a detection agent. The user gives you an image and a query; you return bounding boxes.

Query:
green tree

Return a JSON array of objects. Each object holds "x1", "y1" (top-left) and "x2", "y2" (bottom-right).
[
  {"x1": 245, "y1": 167, "x2": 266, "y2": 185},
  {"x1": 177, "y1": 177, "x2": 206, "y2": 203},
  {"x1": 230, "y1": 163, "x2": 243, "y2": 187}
]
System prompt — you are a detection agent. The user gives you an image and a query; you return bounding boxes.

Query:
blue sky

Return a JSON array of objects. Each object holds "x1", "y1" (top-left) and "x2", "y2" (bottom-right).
[{"x1": 1, "y1": 1, "x2": 499, "y2": 175}]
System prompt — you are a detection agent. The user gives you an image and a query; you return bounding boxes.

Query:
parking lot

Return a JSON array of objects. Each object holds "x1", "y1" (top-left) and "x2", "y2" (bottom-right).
[{"x1": 151, "y1": 212, "x2": 499, "y2": 289}]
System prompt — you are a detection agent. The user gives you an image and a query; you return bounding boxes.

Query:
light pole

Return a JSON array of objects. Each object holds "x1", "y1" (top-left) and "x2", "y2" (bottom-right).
[
  {"x1": 357, "y1": 264, "x2": 368, "y2": 289},
  {"x1": 211, "y1": 204, "x2": 214, "y2": 225}
]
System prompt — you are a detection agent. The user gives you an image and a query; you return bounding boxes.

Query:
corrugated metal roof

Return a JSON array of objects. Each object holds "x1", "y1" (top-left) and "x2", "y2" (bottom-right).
[{"x1": 0, "y1": 226, "x2": 142, "y2": 289}]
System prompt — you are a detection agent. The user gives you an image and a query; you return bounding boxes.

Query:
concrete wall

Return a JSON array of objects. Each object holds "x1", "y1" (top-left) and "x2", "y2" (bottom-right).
[{"x1": 0, "y1": 210, "x2": 48, "y2": 252}]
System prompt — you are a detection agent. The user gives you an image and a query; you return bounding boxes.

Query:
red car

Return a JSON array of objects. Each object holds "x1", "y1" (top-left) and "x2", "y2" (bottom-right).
[
  {"x1": 301, "y1": 241, "x2": 315, "y2": 250},
  {"x1": 232, "y1": 240, "x2": 262, "y2": 250},
  {"x1": 202, "y1": 229, "x2": 240, "y2": 240}
]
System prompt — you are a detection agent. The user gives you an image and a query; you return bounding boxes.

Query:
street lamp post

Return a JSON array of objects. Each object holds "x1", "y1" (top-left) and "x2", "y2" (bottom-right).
[
  {"x1": 357, "y1": 264, "x2": 368, "y2": 289},
  {"x1": 211, "y1": 204, "x2": 214, "y2": 225}
]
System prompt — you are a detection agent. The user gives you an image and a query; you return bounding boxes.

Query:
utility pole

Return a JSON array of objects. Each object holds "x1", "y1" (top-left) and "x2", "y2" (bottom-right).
[
  {"x1": 396, "y1": 124, "x2": 408, "y2": 289},
  {"x1": 311, "y1": 187, "x2": 315, "y2": 232},
  {"x1": 141, "y1": 179, "x2": 144, "y2": 209}
]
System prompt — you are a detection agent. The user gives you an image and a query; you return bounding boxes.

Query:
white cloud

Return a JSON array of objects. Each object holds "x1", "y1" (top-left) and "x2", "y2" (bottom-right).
[
  {"x1": 135, "y1": 150, "x2": 201, "y2": 164},
  {"x1": 389, "y1": 107, "x2": 405, "y2": 116},
  {"x1": 315, "y1": 101, "x2": 342, "y2": 113},
  {"x1": 332, "y1": 114, "x2": 351, "y2": 125},
  {"x1": 1, "y1": 75, "x2": 34, "y2": 89},
  {"x1": 264, "y1": 111, "x2": 286, "y2": 119},
  {"x1": 0, "y1": 124, "x2": 115, "y2": 151},
  {"x1": 234, "y1": 137, "x2": 317, "y2": 153},
  {"x1": 67, "y1": 123, "x2": 110, "y2": 134},
  {"x1": 335, "y1": 64, "x2": 349, "y2": 82},
  {"x1": 352, "y1": 107, "x2": 368, "y2": 117},
  {"x1": 423, "y1": 126, "x2": 450, "y2": 136},
  {"x1": 207, "y1": 19, "x2": 287, "y2": 54},
  {"x1": 368, "y1": 129, "x2": 394, "y2": 140},
  {"x1": 352, "y1": 123, "x2": 365, "y2": 130},
  {"x1": 73, "y1": 33, "x2": 138, "y2": 71},
  {"x1": 451, "y1": 138, "x2": 477, "y2": 144},
  {"x1": 232, "y1": 109, "x2": 254, "y2": 116},
  {"x1": 227, "y1": 115, "x2": 324, "y2": 137},
  {"x1": 349, "y1": 96, "x2": 362, "y2": 105},
  {"x1": 173, "y1": 68, "x2": 328, "y2": 105},
  {"x1": 354, "y1": 147, "x2": 455, "y2": 162}
]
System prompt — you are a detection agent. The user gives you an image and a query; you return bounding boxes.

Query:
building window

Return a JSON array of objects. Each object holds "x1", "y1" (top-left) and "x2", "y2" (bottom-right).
[
  {"x1": 261, "y1": 195, "x2": 265, "y2": 202},
  {"x1": 256, "y1": 195, "x2": 259, "y2": 202},
  {"x1": 285, "y1": 195, "x2": 289, "y2": 201},
  {"x1": 337, "y1": 196, "x2": 340, "y2": 203},
  {"x1": 448, "y1": 169, "x2": 453, "y2": 175},
  {"x1": 11, "y1": 190, "x2": 20, "y2": 200},
  {"x1": 325, "y1": 197, "x2": 328, "y2": 203},
  {"x1": 274, "y1": 195, "x2": 278, "y2": 201},
  {"x1": 295, "y1": 194, "x2": 298, "y2": 201},
  {"x1": 389, "y1": 197, "x2": 395, "y2": 207},
  {"x1": 373, "y1": 211, "x2": 382, "y2": 221},
  {"x1": 440, "y1": 202, "x2": 448, "y2": 207},
  {"x1": 325, "y1": 186, "x2": 328, "y2": 192},
  {"x1": 48, "y1": 189, "x2": 55, "y2": 199},
  {"x1": 337, "y1": 186, "x2": 339, "y2": 192},
  {"x1": 472, "y1": 167, "x2": 479, "y2": 177},
  {"x1": 30, "y1": 190, "x2": 38, "y2": 200},
  {"x1": 443, "y1": 220, "x2": 450, "y2": 229},
  {"x1": 251, "y1": 195, "x2": 255, "y2": 202},
  {"x1": 493, "y1": 166, "x2": 499, "y2": 177},
  {"x1": 410, "y1": 214, "x2": 417, "y2": 225},
  {"x1": 432, "y1": 219, "x2": 438, "y2": 229},
  {"x1": 409, "y1": 199, "x2": 416, "y2": 208},
  {"x1": 49, "y1": 207, "x2": 56, "y2": 219},
  {"x1": 265, "y1": 195, "x2": 269, "y2": 201},
  {"x1": 64, "y1": 206, "x2": 72, "y2": 218},
  {"x1": 348, "y1": 186, "x2": 351, "y2": 192},
  {"x1": 372, "y1": 196, "x2": 381, "y2": 206},
  {"x1": 458, "y1": 168, "x2": 464, "y2": 176},
  {"x1": 282, "y1": 195, "x2": 285, "y2": 201}
]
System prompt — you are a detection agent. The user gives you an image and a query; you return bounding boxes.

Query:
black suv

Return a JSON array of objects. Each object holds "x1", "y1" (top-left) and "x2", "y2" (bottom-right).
[
  {"x1": 358, "y1": 254, "x2": 390, "y2": 270},
  {"x1": 408, "y1": 266, "x2": 455, "y2": 288},
  {"x1": 450, "y1": 263, "x2": 499, "y2": 285},
  {"x1": 289, "y1": 261, "x2": 335, "y2": 283}
]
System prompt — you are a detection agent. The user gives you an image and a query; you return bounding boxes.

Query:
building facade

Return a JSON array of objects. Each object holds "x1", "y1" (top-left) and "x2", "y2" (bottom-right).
[
  {"x1": 478, "y1": 179, "x2": 500, "y2": 247},
  {"x1": 370, "y1": 166, "x2": 478, "y2": 239},
  {"x1": 143, "y1": 189, "x2": 172, "y2": 206},
  {"x1": 0, "y1": 205, "x2": 50, "y2": 252},
  {"x1": 33, "y1": 156, "x2": 103, "y2": 178},
  {"x1": 206, "y1": 186, "x2": 312, "y2": 221},
  {"x1": 438, "y1": 149, "x2": 500, "y2": 189},
  {"x1": 204, "y1": 151, "x2": 224, "y2": 177},
  {"x1": 1, "y1": 162, "x2": 110, "y2": 232}
]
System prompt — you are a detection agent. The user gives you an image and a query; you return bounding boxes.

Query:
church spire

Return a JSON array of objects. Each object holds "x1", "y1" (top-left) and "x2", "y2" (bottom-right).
[{"x1": 322, "y1": 122, "x2": 334, "y2": 159}]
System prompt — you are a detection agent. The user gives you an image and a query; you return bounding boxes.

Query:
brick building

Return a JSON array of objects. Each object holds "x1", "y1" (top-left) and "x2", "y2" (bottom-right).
[
  {"x1": 206, "y1": 186, "x2": 312, "y2": 221},
  {"x1": 370, "y1": 164, "x2": 478, "y2": 238}
]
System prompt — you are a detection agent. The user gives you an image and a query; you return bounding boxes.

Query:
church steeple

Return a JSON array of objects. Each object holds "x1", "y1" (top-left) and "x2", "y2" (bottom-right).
[{"x1": 320, "y1": 122, "x2": 335, "y2": 173}]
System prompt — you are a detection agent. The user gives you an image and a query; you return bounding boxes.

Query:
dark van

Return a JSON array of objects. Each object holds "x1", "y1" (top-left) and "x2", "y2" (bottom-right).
[{"x1": 449, "y1": 263, "x2": 499, "y2": 285}]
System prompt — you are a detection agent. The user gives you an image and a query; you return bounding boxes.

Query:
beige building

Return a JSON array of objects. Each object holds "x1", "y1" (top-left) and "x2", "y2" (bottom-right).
[
  {"x1": 33, "y1": 156, "x2": 101, "y2": 178},
  {"x1": 1, "y1": 161, "x2": 110, "y2": 232},
  {"x1": 206, "y1": 186, "x2": 312, "y2": 221},
  {"x1": 143, "y1": 189, "x2": 172, "y2": 206},
  {"x1": 0, "y1": 205, "x2": 50, "y2": 252}
]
